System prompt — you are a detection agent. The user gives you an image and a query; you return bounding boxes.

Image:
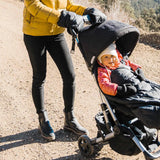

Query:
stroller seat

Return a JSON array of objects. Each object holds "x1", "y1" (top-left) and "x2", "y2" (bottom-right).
[{"x1": 95, "y1": 106, "x2": 158, "y2": 156}]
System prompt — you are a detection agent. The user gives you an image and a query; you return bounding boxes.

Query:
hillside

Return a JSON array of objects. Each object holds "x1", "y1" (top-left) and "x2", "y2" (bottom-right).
[
  {"x1": 115, "y1": 0, "x2": 160, "y2": 31},
  {"x1": 140, "y1": 32, "x2": 160, "y2": 49},
  {"x1": 130, "y1": 0, "x2": 160, "y2": 15},
  {"x1": 0, "y1": 0, "x2": 160, "y2": 160}
]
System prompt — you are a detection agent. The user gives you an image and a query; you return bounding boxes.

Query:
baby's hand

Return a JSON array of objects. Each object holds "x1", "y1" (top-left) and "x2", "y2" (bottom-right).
[{"x1": 117, "y1": 84, "x2": 137, "y2": 97}]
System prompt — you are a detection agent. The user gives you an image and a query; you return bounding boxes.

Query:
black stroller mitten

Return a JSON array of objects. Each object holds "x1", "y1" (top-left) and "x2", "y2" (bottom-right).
[
  {"x1": 83, "y1": 8, "x2": 107, "y2": 25},
  {"x1": 57, "y1": 10, "x2": 84, "y2": 34},
  {"x1": 134, "y1": 68, "x2": 145, "y2": 81},
  {"x1": 117, "y1": 84, "x2": 137, "y2": 97}
]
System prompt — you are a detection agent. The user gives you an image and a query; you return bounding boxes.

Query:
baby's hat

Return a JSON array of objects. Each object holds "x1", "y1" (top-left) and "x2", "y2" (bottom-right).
[{"x1": 97, "y1": 43, "x2": 118, "y2": 63}]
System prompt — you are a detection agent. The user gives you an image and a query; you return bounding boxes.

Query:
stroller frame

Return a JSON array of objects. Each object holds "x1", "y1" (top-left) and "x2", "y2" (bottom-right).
[
  {"x1": 69, "y1": 20, "x2": 160, "y2": 160},
  {"x1": 78, "y1": 92, "x2": 160, "y2": 160}
]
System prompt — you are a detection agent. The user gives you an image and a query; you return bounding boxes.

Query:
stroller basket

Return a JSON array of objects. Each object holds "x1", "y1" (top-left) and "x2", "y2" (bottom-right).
[{"x1": 71, "y1": 20, "x2": 160, "y2": 159}]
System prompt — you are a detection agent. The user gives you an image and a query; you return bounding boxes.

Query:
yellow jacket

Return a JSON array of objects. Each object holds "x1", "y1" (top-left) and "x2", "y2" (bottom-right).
[{"x1": 23, "y1": 0, "x2": 86, "y2": 36}]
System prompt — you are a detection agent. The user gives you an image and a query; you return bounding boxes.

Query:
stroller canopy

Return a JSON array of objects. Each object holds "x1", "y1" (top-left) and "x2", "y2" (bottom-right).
[{"x1": 78, "y1": 20, "x2": 140, "y2": 72}]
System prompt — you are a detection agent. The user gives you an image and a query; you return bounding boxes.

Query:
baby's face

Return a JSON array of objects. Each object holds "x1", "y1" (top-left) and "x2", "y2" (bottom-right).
[{"x1": 101, "y1": 54, "x2": 118, "y2": 67}]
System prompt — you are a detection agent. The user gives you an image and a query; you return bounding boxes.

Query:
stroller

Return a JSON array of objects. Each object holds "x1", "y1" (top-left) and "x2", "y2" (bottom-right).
[{"x1": 71, "y1": 20, "x2": 160, "y2": 160}]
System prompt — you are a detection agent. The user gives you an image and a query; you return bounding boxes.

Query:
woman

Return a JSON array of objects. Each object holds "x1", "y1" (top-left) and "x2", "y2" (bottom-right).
[{"x1": 23, "y1": 0, "x2": 106, "y2": 141}]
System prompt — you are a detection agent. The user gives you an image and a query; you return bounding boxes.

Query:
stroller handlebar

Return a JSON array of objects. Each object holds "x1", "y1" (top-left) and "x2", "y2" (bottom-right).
[
  {"x1": 70, "y1": 15, "x2": 91, "y2": 38},
  {"x1": 83, "y1": 15, "x2": 91, "y2": 24},
  {"x1": 69, "y1": 15, "x2": 91, "y2": 54}
]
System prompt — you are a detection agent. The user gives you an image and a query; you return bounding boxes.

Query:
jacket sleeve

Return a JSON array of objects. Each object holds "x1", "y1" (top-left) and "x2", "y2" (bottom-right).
[
  {"x1": 125, "y1": 60, "x2": 141, "y2": 71},
  {"x1": 66, "y1": 0, "x2": 86, "y2": 15},
  {"x1": 98, "y1": 67, "x2": 118, "y2": 96},
  {"x1": 24, "y1": 0, "x2": 60, "y2": 24}
]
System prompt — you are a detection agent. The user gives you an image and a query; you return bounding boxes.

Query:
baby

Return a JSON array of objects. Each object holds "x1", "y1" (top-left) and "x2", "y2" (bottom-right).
[
  {"x1": 96, "y1": 43, "x2": 160, "y2": 129},
  {"x1": 97, "y1": 43, "x2": 144, "y2": 97}
]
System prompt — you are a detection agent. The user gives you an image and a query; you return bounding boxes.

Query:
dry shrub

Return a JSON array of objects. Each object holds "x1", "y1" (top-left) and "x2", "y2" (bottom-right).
[
  {"x1": 75, "y1": 0, "x2": 133, "y2": 24},
  {"x1": 75, "y1": 0, "x2": 104, "y2": 11}
]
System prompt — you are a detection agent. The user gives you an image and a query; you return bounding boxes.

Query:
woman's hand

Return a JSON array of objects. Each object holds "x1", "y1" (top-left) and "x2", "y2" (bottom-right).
[
  {"x1": 83, "y1": 8, "x2": 107, "y2": 25},
  {"x1": 57, "y1": 10, "x2": 84, "y2": 33}
]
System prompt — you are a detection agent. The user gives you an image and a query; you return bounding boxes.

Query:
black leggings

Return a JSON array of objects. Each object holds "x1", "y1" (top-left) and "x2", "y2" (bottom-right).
[{"x1": 24, "y1": 33, "x2": 75, "y2": 114}]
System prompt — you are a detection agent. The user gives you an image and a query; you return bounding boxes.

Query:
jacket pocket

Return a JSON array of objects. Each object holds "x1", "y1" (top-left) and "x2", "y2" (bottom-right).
[{"x1": 23, "y1": 7, "x2": 31, "y2": 23}]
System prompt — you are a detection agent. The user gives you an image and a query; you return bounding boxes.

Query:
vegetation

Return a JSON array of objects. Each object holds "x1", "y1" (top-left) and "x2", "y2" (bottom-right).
[
  {"x1": 94, "y1": 0, "x2": 115, "y2": 10},
  {"x1": 95, "y1": 0, "x2": 160, "y2": 32},
  {"x1": 129, "y1": 0, "x2": 160, "y2": 32}
]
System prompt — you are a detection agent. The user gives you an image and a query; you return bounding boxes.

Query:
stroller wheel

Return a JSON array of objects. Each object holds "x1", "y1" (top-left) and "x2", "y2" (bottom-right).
[{"x1": 78, "y1": 135, "x2": 94, "y2": 157}]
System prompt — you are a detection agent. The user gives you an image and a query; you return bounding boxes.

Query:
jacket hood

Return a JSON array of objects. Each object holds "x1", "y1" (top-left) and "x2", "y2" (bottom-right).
[{"x1": 78, "y1": 20, "x2": 140, "y2": 72}]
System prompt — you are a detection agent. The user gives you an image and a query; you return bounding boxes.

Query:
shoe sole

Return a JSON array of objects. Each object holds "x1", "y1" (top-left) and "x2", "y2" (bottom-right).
[
  {"x1": 38, "y1": 126, "x2": 56, "y2": 141},
  {"x1": 64, "y1": 126, "x2": 88, "y2": 136}
]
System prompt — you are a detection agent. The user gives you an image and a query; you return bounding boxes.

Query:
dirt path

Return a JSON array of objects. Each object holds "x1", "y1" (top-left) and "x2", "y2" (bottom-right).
[{"x1": 0, "y1": 0, "x2": 160, "y2": 160}]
